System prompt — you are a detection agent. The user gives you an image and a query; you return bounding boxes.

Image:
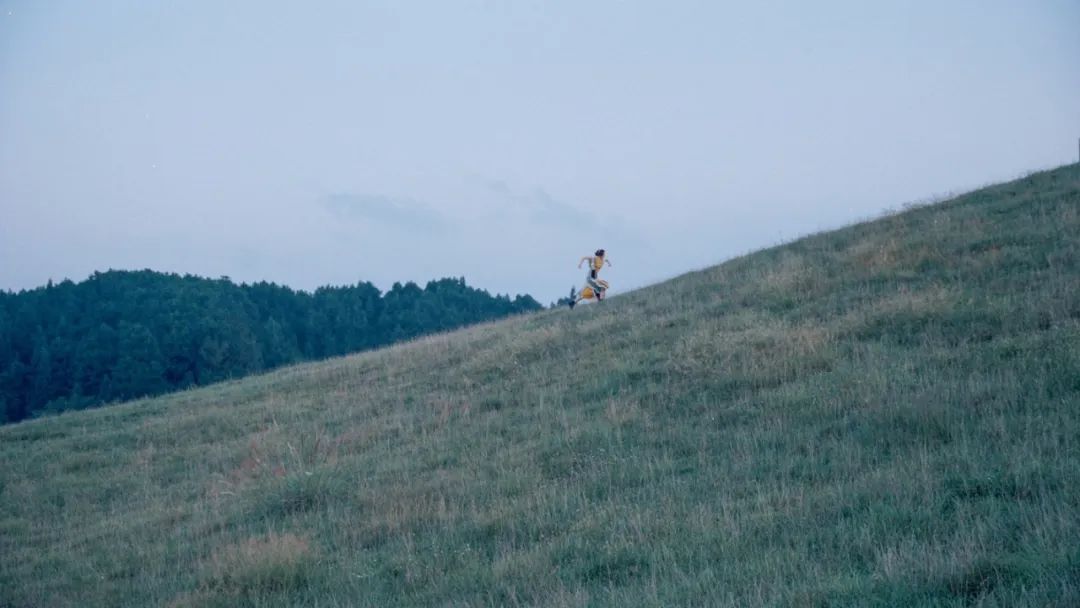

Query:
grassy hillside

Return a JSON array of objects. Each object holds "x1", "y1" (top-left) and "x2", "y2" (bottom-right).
[{"x1": 2, "y1": 165, "x2": 1078, "y2": 607}]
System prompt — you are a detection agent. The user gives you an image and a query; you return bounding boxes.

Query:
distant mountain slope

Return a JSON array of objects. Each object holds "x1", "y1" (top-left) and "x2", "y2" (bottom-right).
[
  {"x1": 0, "y1": 272, "x2": 541, "y2": 423},
  {"x1": 1, "y1": 165, "x2": 1077, "y2": 607}
]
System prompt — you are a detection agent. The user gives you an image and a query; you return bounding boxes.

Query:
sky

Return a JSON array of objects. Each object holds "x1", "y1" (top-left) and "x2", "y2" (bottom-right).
[{"x1": 1, "y1": 0, "x2": 1078, "y2": 304}]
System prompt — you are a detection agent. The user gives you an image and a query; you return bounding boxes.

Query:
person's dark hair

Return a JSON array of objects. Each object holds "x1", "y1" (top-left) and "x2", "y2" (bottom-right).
[{"x1": 595, "y1": 249, "x2": 605, "y2": 257}]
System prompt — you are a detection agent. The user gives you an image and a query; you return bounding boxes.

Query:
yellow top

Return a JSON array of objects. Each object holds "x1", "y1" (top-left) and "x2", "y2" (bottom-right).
[{"x1": 579, "y1": 254, "x2": 611, "y2": 276}]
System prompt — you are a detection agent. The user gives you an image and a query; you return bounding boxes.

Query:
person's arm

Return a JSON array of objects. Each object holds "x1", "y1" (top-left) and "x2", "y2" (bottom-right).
[
  {"x1": 605, "y1": 258, "x2": 612, "y2": 267},
  {"x1": 578, "y1": 256, "x2": 590, "y2": 268}
]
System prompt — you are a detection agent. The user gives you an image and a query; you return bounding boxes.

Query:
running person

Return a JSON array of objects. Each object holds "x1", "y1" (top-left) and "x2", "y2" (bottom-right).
[{"x1": 570, "y1": 249, "x2": 612, "y2": 308}]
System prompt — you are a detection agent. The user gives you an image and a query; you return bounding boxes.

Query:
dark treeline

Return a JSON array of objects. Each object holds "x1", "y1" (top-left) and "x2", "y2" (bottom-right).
[{"x1": 0, "y1": 270, "x2": 541, "y2": 423}]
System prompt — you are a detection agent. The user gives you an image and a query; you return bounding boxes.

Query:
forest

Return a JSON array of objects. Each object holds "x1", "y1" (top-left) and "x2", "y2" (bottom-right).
[{"x1": 0, "y1": 270, "x2": 541, "y2": 423}]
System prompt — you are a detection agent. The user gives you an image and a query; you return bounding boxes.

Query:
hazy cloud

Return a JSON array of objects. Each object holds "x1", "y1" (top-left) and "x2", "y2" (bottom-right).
[
  {"x1": 320, "y1": 193, "x2": 447, "y2": 233},
  {"x1": 531, "y1": 189, "x2": 599, "y2": 231},
  {"x1": 485, "y1": 180, "x2": 646, "y2": 252},
  {"x1": 487, "y1": 181, "x2": 599, "y2": 231}
]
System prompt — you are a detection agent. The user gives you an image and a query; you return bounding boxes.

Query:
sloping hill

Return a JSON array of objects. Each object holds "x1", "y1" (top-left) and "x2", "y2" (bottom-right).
[{"x1": 2, "y1": 165, "x2": 1078, "y2": 607}]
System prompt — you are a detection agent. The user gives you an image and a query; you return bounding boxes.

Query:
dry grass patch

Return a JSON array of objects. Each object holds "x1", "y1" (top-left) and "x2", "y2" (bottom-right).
[
  {"x1": 429, "y1": 396, "x2": 472, "y2": 427},
  {"x1": 840, "y1": 285, "x2": 959, "y2": 344},
  {"x1": 756, "y1": 252, "x2": 821, "y2": 296},
  {"x1": 215, "y1": 428, "x2": 325, "y2": 484},
  {"x1": 852, "y1": 236, "x2": 903, "y2": 272},
  {"x1": 199, "y1": 532, "x2": 319, "y2": 598},
  {"x1": 848, "y1": 233, "x2": 950, "y2": 276},
  {"x1": 207, "y1": 424, "x2": 350, "y2": 520},
  {"x1": 670, "y1": 318, "x2": 835, "y2": 387},
  {"x1": 873, "y1": 285, "x2": 952, "y2": 315}
]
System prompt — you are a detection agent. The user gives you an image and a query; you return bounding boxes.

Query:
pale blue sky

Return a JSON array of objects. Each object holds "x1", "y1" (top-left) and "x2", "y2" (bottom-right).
[{"x1": 1, "y1": 1, "x2": 1077, "y2": 303}]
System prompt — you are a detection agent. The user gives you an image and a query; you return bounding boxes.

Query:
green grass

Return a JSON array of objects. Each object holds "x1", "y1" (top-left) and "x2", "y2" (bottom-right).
[{"x1": 2, "y1": 165, "x2": 1079, "y2": 607}]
